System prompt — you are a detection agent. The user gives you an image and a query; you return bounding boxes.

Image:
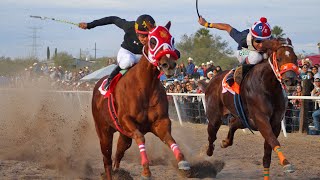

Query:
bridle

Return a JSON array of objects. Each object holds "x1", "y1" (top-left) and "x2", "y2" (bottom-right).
[{"x1": 268, "y1": 44, "x2": 299, "y2": 89}]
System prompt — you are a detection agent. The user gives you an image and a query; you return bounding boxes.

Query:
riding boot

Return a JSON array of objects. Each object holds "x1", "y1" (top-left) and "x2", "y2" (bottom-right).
[
  {"x1": 104, "y1": 65, "x2": 122, "y2": 90},
  {"x1": 226, "y1": 69, "x2": 235, "y2": 86}
]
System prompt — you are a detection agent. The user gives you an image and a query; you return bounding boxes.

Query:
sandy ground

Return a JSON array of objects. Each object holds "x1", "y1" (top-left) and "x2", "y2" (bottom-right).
[{"x1": 0, "y1": 88, "x2": 320, "y2": 180}]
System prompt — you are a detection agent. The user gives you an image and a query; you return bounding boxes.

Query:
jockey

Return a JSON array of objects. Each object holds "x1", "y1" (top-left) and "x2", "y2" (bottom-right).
[
  {"x1": 198, "y1": 16, "x2": 272, "y2": 86},
  {"x1": 79, "y1": 14, "x2": 156, "y2": 89}
]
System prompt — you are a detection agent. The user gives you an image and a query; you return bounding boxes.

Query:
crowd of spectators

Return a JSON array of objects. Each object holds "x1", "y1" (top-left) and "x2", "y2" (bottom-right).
[
  {"x1": 3, "y1": 62, "x2": 95, "y2": 90},
  {"x1": 162, "y1": 57, "x2": 222, "y2": 94}
]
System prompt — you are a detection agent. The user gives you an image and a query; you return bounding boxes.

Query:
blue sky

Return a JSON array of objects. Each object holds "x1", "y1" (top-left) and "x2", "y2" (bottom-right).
[{"x1": 0, "y1": 0, "x2": 319, "y2": 60}]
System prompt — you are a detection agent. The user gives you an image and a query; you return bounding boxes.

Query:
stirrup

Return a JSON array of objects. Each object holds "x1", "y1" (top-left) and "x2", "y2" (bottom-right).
[
  {"x1": 104, "y1": 78, "x2": 112, "y2": 90},
  {"x1": 226, "y1": 79, "x2": 234, "y2": 86}
]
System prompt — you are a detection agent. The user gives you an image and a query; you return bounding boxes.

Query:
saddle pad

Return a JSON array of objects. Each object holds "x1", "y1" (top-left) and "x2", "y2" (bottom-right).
[{"x1": 222, "y1": 70, "x2": 240, "y2": 95}]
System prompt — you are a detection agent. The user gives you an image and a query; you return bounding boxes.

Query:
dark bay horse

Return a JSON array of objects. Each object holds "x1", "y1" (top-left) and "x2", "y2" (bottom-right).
[
  {"x1": 199, "y1": 38, "x2": 299, "y2": 179},
  {"x1": 92, "y1": 22, "x2": 191, "y2": 180}
]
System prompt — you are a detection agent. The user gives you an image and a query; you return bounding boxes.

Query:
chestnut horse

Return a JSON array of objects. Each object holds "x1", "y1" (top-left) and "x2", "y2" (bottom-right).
[
  {"x1": 199, "y1": 38, "x2": 299, "y2": 179},
  {"x1": 91, "y1": 22, "x2": 191, "y2": 180}
]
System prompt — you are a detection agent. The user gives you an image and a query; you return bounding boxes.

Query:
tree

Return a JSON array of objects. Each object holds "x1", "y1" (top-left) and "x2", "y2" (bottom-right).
[
  {"x1": 176, "y1": 28, "x2": 237, "y2": 69},
  {"x1": 47, "y1": 46, "x2": 50, "y2": 60},
  {"x1": 272, "y1": 25, "x2": 286, "y2": 38},
  {"x1": 53, "y1": 52, "x2": 74, "y2": 70},
  {"x1": 54, "y1": 48, "x2": 57, "y2": 58}
]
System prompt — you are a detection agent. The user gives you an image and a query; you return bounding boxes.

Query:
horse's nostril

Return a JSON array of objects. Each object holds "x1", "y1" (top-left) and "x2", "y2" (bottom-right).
[
  {"x1": 161, "y1": 63, "x2": 169, "y2": 69},
  {"x1": 173, "y1": 62, "x2": 177, "y2": 68}
]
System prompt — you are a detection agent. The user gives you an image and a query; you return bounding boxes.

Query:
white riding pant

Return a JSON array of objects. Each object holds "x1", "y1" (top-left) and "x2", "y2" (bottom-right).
[{"x1": 117, "y1": 47, "x2": 141, "y2": 69}]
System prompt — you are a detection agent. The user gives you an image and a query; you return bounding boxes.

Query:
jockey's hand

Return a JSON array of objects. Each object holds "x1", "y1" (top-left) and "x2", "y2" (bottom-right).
[
  {"x1": 198, "y1": 16, "x2": 208, "y2": 26},
  {"x1": 78, "y1": 22, "x2": 88, "y2": 29}
]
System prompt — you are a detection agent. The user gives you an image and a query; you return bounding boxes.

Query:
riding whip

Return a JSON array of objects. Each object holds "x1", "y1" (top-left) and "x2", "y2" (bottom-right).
[
  {"x1": 30, "y1": 15, "x2": 79, "y2": 26},
  {"x1": 196, "y1": 0, "x2": 201, "y2": 18}
]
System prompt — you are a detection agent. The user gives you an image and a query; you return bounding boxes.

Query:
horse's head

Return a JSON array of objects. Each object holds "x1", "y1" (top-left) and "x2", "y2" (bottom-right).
[
  {"x1": 143, "y1": 21, "x2": 178, "y2": 78},
  {"x1": 262, "y1": 38, "x2": 299, "y2": 86}
]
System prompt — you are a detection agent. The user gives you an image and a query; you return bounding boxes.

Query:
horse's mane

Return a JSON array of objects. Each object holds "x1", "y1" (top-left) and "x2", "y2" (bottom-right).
[{"x1": 197, "y1": 80, "x2": 208, "y2": 93}]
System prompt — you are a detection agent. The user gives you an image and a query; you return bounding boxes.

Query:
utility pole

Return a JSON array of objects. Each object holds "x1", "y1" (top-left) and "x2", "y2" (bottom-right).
[
  {"x1": 94, "y1": 42, "x2": 97, "y2": 60},
  {"x1": 92, "y1": 42, "x2": 100, "y2": 60},
  {"x1": 318, "y1": 42, "x2": 320, "y2": 54},
  {"x1": 80, "y1": 48, "x2": 82, "y2": 60},
  {"x1": 28, "y1": 27, "x2": 42, "y2": 60}
]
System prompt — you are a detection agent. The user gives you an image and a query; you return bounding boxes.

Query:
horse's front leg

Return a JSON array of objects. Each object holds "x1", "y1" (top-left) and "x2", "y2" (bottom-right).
[
  {"x1": 122, "y1": 117, "x2": 151, "y2": 179},
  {"x1": 255, "y1": 113, "x2": 295, "y2": 177},
  {"x1": 113, "y1": 133, "x2": 132, "y2": 170},
  {"x1": 262, "y1": 140, "x2": 272, "y2": 180},
  {"x1": 151, "y1": 118, "x2": 191, "y2": 176}
]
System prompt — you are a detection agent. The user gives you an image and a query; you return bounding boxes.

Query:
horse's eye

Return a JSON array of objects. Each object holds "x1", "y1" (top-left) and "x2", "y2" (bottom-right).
[{"x1": 150, "y1": 38, "x2": 157, "y2": 49}]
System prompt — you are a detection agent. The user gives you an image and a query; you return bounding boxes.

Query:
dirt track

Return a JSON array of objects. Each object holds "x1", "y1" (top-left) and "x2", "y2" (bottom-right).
[{"x1": 0, "y1": 89, "x2": 320, "y2": 180}]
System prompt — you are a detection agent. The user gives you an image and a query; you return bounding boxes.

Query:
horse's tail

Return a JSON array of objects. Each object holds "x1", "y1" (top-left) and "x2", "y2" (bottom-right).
[{"x1": 197, "y1": 80, "x2": 209, "y2": 93}]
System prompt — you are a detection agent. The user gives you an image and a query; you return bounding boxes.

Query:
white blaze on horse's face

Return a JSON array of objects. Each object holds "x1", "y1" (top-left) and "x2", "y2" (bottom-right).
[{"x1": 285, "y1": 51, "x2": 290, "y2": 57}]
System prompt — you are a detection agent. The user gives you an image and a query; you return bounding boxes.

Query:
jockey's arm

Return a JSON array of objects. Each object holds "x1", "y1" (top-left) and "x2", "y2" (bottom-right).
[
  {"x1": 198, "y1": 16, "x2": 232, "y2": 33},
  {"x1": 81, "y1": 16, "x2": 128, "y2": 30}
]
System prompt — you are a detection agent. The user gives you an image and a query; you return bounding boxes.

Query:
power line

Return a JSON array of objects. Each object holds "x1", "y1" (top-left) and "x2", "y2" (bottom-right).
[{"x1": 27, "y1": 27, "x2": 42, "y2": 60}]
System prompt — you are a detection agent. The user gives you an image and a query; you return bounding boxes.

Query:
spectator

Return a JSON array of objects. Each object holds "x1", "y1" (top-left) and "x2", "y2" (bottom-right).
[
  {"x1": 311, "y1": 66, "x2": 318, "y2": 77},
  {"x1": 174, "y1": 83, "x2": 184, "y2": 93},
  {"x1": 178, "y1": 63, "x2": 187, "y2": 78},
  {"x1": 197, "y1": 66, "x2": 204, "y2": 77},
  {"x1": 311, "y1": 78, "x2": 320, "y2": 130},
  {"x1": 201, "y1": 63, "x2": 207, "y2": 77},
  {"x1": 212, "y1": 69, "x2": 218, "y2": 77},
  {"x1": 290, "y1": 84, "x2": 303, "y2": 120},
  {"x1": 206, "y1": 62, "x2": 215, "y2": 74},
  {"x1": 186, "y1": 57, "x2": 195, "y2": 78},
  {"x1": 206, "y1": 71, "x2": 214, "y2": 82},
  {"x1": 216, "y1": 66, "x2": 223, "y2": 74},
  {"x1": 300, "y1": 65, "x2": 308, "y2": 80},
  {"x1": 181, "y1": 81, "x2": 187, "y2": 92}
]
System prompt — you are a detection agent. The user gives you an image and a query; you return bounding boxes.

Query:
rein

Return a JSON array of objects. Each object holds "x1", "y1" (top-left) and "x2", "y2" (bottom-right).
[{"x1": 268, "y1": 44, "x2": 299, "y2": 90}]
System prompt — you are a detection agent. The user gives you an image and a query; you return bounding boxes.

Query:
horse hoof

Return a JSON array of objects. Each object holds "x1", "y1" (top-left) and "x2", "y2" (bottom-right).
[
  {"x1": 283, "y1": 164, "x2": 295, "y2": 173},
  {"x1": 220, "y1": 140, "x2": 229, "y2": 148},
  {"x1": 140, "y1": 175, "x2": 151, "y2": 180},
  {"x1": 206, "y1": 144, "x2": 214, "y2": 156},
  {"x1": 178, "y1": 160, "x2": 191, "y2": 170},
  {"x1": 178, "y1": 161, "x2": 192, "y2": 178}
]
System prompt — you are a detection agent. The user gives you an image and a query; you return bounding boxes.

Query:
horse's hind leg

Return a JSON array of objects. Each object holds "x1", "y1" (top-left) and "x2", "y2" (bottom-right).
[
  {"x1": 221, "y1": 116, "x2": 242, "y2": 148},
  {"x1": 113, "y1": 133, "x2": 132, "y2": 170},
  {"x1": 151, "y1": 118, "x2": 191, "y2": 175},
  {"x1": 207, "y1": 115, "x2": 222, "y2": 156}
]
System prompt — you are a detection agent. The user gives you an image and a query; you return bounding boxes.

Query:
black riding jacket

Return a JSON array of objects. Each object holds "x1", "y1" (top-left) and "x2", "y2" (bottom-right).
[{"x1": 87, "y1": 16, "x2": 143, "y2": 54}]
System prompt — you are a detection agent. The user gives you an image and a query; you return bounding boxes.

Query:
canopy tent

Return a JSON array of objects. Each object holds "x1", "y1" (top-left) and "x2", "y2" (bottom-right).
[
  {"x1": 80, "y1": 64, "x2": 117, "y2": 82},
  {"x1": 298, "y1": 54, "x2": 320, "y2": 66}
]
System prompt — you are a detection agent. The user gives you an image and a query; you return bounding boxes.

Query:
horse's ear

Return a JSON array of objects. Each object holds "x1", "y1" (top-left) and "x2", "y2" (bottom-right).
[
  {"x1": 262, "y1": 39, "x2": 280, "y2": 51},
  {"x1": 287, "y1": 38, "x2": 292, "y2": 46},
  {"x1": 165, "y1": 21, "x2": 171, "y2": 30}
]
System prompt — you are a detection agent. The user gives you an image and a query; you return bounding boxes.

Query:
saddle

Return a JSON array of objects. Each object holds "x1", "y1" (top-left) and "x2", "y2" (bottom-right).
[
  {"x1": 222, "y1": 64, "x2": 255, "y2": 95},
  {"x1": 98, "y1": 70, "x2": 127, "y2": 98}
]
